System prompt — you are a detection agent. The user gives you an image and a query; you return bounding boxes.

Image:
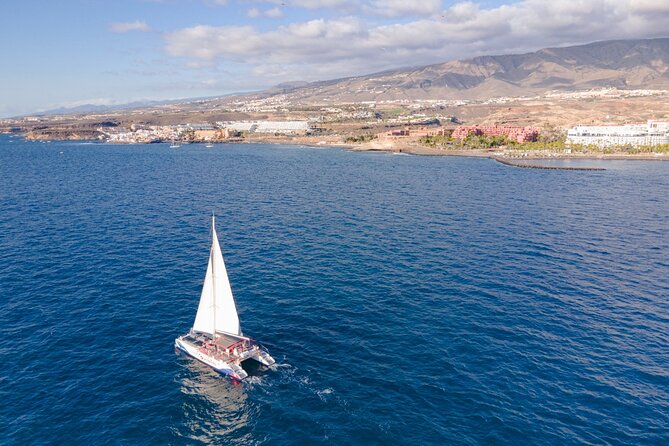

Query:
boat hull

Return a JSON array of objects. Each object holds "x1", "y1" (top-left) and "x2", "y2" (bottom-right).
[
  {"x1": 175, "y1": 332, "x2": 275, "y2": 380},
  {"x1": 175, "y1": 337, "x2": 244, "y2": 379}
]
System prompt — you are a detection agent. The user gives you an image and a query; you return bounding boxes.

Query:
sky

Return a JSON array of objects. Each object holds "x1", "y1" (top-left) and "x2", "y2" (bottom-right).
[{"x1": 1, "y1": 0, "x2": 669, "y2": 117}]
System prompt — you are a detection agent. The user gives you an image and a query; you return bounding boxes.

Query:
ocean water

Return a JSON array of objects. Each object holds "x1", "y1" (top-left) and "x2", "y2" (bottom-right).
[{"x1": 1, "y1": 137, "x2": 668, "y2": 445}]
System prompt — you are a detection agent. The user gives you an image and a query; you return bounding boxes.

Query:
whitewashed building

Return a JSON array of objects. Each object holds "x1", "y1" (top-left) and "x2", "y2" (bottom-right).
[
  {"x1": 218, "y1": 120, "x2": 312, "y2": 135},
  {"x1": 567, "y1": 120, "x2": 669, "y2": 147},
  {"x1": 254, "y1": 121, "x2": 311, "y2": 134},
  {"x1": 218, "y1": 122, "x2": 257, "y2": 132}
]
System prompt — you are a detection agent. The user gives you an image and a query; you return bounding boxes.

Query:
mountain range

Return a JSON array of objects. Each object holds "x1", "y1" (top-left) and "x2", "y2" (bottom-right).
[
  {"x1": 253, "y1": 38, "x2": 669, "y2": 103},
  {"x1": 25, "y1": 38, "x2": 669, "y2": 117}
]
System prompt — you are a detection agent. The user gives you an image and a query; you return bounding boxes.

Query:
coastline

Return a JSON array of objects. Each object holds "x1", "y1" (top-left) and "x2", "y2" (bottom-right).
[
  {"x1": 182, "y1": 136, "x2": 669, "y2": 166},
  {"x1": 6, "y1": 132, "x2": 669, "y2": 163},
  {"x1": 340, "y1": 138, "x2": 669, "y2": 162}
]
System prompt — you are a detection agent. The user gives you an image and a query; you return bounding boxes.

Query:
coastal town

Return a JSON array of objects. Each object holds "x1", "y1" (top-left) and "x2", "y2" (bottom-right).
[{"x1": 2, "y1": 87, "x2": 669, "y2": 159}]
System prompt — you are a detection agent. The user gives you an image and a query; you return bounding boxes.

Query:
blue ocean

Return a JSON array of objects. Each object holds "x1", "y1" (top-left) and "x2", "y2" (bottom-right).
[{"x1": 1, "y1": 136, "x2": 667, "y2": 445}]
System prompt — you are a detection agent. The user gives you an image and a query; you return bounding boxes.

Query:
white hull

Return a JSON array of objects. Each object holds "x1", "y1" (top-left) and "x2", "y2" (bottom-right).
[
  {"x1": 175, "y1": 332, "x2": 275, "y2": 380},
  {"x1": 175, "y1": 337, "x2": 242, "y2": 379}
]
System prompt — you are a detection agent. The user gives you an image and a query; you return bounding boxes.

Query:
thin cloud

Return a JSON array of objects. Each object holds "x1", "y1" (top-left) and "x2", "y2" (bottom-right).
[
  {"x1": 264, "y1": 0, "x2": 355, "y2": 9},
  {"x1": 265, "y1": 7, "x2": 284, "y2": 18},
  {"x1": 247, "y1": 6, "x2": 284, "y2": 18},
  {"x1": 109, "y1": 21, "x2": 152, "y2": 33},
  {"x1": 259, "y1": 0, "x2": 442, "y2": 16},
  {"x1": 366, "y1": 0, "x2": 443, "y2": 17}
]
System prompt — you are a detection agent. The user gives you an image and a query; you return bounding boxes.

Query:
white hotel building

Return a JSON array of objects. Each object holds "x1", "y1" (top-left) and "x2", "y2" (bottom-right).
[
  {"x1": 567, "y1": 120, "x2": 669, "y2": 147},
  {"x1": 217, "y1": 120, "x2": 312, "y2": 135}
]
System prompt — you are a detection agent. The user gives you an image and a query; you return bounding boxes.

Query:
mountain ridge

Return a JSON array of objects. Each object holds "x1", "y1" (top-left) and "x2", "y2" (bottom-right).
[
  {"x1": 247, "y1": 37, "x2": 669, "y2": 104},
  {"x1": 14, "y1": 38, "x2": 669, "y2": 118}
]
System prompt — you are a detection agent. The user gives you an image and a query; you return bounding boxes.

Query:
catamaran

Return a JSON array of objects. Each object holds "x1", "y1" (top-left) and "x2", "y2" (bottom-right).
[{"x1": 175, "y1": 216, "x2": 275, "y2": 380}]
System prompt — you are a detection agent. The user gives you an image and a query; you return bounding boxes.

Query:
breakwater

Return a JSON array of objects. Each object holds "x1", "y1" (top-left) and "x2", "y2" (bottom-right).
[{"x1": 494, "y1": 157, "x2": 607, "y2": 171}]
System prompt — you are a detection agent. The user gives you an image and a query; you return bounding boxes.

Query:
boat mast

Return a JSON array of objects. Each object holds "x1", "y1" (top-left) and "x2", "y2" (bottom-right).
[{"x1": 211, "y1": 214, "x2": 217, "y2": 343}]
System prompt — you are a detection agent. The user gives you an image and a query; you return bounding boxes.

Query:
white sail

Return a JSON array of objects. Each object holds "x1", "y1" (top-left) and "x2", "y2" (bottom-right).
[{"x1": 192, "y1": 217, "x2": 241, "y2": 336}]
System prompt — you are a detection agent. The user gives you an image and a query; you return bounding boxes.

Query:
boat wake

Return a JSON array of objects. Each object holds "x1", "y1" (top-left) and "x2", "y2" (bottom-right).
[
  {"x1": 247, "y1": 361, "x2": 342, "y2": 405},
  {"x1": 316, "y1": 387, "x2": 335, "y2": 402}
]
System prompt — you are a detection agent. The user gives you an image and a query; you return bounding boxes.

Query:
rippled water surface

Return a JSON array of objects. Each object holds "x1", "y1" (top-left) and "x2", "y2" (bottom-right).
[{"x1": 1, "y1": 137, "x2": 668, "y2": 445}]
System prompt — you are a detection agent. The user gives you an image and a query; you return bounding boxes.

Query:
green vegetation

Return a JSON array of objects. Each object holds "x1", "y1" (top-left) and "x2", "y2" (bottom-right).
[
  {"x1": 345, "y1": 134, "x2": 377, "y2": 143},
  {"x1": 497, "y1": 128, "x2": 666, "y2": 154},
  {"x1": 419, "y1": 135, "x2": 452, "y2": 148},
  {"x1": 383, "y1": 108, "x2": 407, "y2": 116},
  {"x1": 420, "y1": 127, "x2": 669, "y2": 154},
  {"x1": 463, "y1": 134, "x2": 513, "y2": 148},
  {"x1": 513, "y1": 141, "x2": 669, "y2": 154},
  {"x1": 419, "y1": 134, "x2": 515, "y2": 149},
  {"x1": 617, "y1": 143, "x2": 669, "y2": 154},
  {"x1": 508, "y1": 140, "x2": 568, "y2": 151}
]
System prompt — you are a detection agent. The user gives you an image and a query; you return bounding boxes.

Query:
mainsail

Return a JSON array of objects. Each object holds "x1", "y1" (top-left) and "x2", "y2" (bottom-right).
[{"x1": 192, "y1": 216, "x2": 241, "y2": 337}]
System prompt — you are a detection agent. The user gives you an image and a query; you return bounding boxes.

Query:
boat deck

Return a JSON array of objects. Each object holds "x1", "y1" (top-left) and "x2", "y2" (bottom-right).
[
  {"x1": 177, "y1": 330, "x2": 275, "y2": 376},
  {"x1": 214, "y1": 333, "x2": 240, "y2": 348},
  {"x1": 180, "y1": 331, "x2": 264, "y2": 361},
  {"x1": 182, "y1": 332, "x2": 243, "y2": 349}
]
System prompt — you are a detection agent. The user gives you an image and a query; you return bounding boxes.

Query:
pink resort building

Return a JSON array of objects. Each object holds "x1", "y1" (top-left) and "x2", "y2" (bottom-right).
[{"x1": 452, "y1": 125, "x2": 539, "y2": 143}]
